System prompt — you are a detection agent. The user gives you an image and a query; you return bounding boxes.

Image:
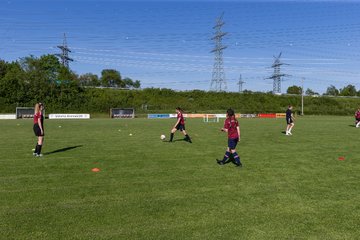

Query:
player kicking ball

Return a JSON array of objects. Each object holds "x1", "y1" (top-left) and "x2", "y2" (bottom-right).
[
  {"x1": 169, "y1": 107, "x2": 192, "y2": 143},
  {"x1": 285, "y1": 105, "x2": 295, "y2": 135},
  {"x1": 216, "y1": 109, "x2": 242, "y2": 167}
]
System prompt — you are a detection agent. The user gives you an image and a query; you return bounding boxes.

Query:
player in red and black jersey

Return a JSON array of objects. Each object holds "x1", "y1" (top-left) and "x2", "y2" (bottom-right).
[
  {"x1": 355, "y1": 108, "x2": 360, "y2": 128},
  {"x1": 217, "y1": 109, "x2": 242, "y2": 167},
  {"x1": 33, "y1": 102, "x2": 45, "y2": 157},
  {"x1": 169, "y1": 107, "x2": 192, "y2": 143}
]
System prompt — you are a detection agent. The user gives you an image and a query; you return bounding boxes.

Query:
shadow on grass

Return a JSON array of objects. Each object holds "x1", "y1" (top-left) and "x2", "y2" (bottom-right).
[
  {"x1": 281, "y1": 131, "x2": 287, "y2": 134},
  {"x1": 164, "y1": 139, "x2": 188, "y2": 143},
  {"x1": 44, "y1": 145, "x2": 83, "y2": 155},
  {"x1": 348, "y1": 125, "x2": 356, "y2": 127}
]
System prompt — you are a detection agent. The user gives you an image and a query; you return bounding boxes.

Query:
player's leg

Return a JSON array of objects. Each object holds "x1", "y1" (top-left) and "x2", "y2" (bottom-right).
[
  {"x1": 217, "y1": 147, "x2": 231, "y2": 165},
  {"x1": 356, "y1": 119, "x2": 360, "y2": 128},
  {"x1": 169, "y1": 127, "x2": 177, "y2": 142},
  {"x1": 182, "y1": 128, "x2": 192, "y2": 143},
  {"x1": 36, "y1": 136, "x2": 44, "y2": 156},
  {"x1": 288, "y1": 123, "x2": 294, "y2": 134},
  {"x1": 231, "y1": 149, "x2": 242, "y2": 167},
  {"x1": 230, "y1": 139, "x2": 242, "y2": 167},
  {"x1": 286, "y1": 123, "x2": 290, "y2": 135}
]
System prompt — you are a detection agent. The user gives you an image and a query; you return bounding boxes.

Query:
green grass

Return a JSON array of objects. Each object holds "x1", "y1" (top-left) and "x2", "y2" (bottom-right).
[{"x1": 1, "y1": 116, "x2": 360, "y2": 239}]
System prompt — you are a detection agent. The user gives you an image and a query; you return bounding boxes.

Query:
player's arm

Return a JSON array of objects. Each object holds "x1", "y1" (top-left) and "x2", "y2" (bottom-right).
[
  {"x1": 173, "y1": 118, "x2": 180, "y2": 129},
  {"x1": 221, "y1": 121, "x2": 229, "y2": 132},
  {"x1": 38, "y1": 117, "x2": 43, "y2": 134},
  {"x1": 291, "y1": 113, "x2": 295, "y2": 121},
  {"x1": 221, "y1": 127, "x2": 228, "y2": 132},
  {"x1": 237, "y1": 126, "x2": 240, "y2": 141}
]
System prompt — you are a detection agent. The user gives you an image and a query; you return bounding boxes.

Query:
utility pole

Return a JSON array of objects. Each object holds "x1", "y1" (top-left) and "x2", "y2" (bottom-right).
[
  {"x1": 210, "y1": 12, "x2": 227, "y2": 92},
  {"x1": 237, "y1": 74, "x2": 245, "y2": 93},
  {"x1": 301, "y1": 77, "x2": 304, "y2": 115},
  {"x1": 266, "y1": 52, "x2": 290, "y2": 94},
  {"x1": 55, "y1": 33, "x2": 73, "y2": 68}
]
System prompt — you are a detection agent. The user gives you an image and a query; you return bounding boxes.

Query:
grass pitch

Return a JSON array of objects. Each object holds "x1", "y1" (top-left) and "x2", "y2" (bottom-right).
[{"x1": 1, "y1": 116, "x2": 360, "y2": 239}]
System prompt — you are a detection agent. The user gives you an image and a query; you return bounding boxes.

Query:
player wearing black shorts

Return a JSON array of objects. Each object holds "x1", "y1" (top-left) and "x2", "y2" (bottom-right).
[
  {"x1": 217, "y1": 109, "x2": 242, "y2": 167},
  {"x1": 285, "y1": 105, "x2": 295, "y2": 135},
  {"x1": 33, "y1": 102, "x2": 45, "y2": 157},
  {"x1": 169, "y1": 107, "x2": 192, "y2": 143}
]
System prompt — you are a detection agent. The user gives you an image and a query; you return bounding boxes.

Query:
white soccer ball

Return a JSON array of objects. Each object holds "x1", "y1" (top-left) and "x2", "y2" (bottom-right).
[{"x1": 160, "y1": 134, "x2": 166, "y2": 140}]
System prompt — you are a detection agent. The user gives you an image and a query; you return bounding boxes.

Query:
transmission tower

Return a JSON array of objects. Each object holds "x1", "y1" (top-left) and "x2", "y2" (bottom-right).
[
  {"x1": 237, "y1": 74, "x2": 245, "y2": 93},
  {"x1": 267, "y1": 52, "x2": 290, "y2": 94},
  {"x1": 210, "y1": 12, "x2": 227, "y2": 92},
  {"x1": 56, "y1": 33, "x2": 73, "y2": 68}
]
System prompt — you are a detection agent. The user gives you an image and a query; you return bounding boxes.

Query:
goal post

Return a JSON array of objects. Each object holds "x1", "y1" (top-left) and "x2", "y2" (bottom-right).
[
  {"x1": 16, "y1": 107, "x2": 35, "y2": 119},
  {"x1": 110, "y1": 108, "x2": 135, "y2": 118},
  {"x1": 203, "y1": 114, "x2": 220, "y2": 123}
]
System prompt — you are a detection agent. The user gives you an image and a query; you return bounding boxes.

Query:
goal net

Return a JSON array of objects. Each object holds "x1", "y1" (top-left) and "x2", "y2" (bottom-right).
[
  {"x1": 110, "y1": 108, "x2": 135, "y2": 118},
  {"x1": 203, "y1": 114, "x2": 220, "y2": 123},
  {"x1": 16, "y1": 107, "x2": 35, "y2": 119}
]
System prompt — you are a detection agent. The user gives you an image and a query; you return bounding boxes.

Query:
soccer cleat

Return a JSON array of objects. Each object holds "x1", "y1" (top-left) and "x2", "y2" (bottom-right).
[
  {"x1": 35, "y1": 153, "x2": 43, "y2": 157},
  {"x1": 216, "y1": 159, "x2": 224, "y2": 165},
  {"x1": 33, "y1": 153, "x2": 37, "y2": 156},
  {"x1": 235, "y1": 162, "x2": 243, "y2": 168}
]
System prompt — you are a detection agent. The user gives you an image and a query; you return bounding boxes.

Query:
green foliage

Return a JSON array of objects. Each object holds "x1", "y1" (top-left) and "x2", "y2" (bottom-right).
[
  {"x1": 101, "y1": 69, "x2": 122, "y2": 87},
  {"x1": 324, "y1": 85, "x2": 339, "y2": 96},
  {"x1": 286, "y1": 85, "x2": 302, "y2": 94},
  {"x1": 0, "y1": 54, "x2": 359, "y2": 115},
  {"x1": 339, "y1": 84, "x2": 357, "y2": 96}
]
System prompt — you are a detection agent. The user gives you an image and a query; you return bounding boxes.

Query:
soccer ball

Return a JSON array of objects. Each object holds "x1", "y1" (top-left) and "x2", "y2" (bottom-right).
[{"x1": 160, "y1": 134, "x2": 166, "y2": 140}]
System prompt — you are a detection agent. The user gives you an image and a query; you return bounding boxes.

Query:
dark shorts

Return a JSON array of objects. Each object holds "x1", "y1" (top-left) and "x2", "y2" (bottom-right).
[
  {"x1": 228, "y1": 138, "x2": 239, "y2": 150},
  {"x1": 176, "y1": 124, "x2": 185, "y2": 131},
  {"x1": 286, "y1": 118, "x2": 293, "y2": 124},
  {"x1": 356, "y1": 118, "x2": 360, "y2": 122},
  {"x1": 33, "y1": 124, "x2": 44, "y2": 137}
]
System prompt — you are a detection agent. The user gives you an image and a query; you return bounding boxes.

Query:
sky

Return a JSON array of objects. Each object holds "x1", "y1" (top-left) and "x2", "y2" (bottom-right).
[{"x1": 0, "y1": 0, "x2": 360, "y2": 93}]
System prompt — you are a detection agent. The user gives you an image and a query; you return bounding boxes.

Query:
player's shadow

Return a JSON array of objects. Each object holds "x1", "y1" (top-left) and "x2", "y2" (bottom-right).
[
  {"x1": 281, "y1": 131, "x2": 287, "y2": 134},
  {"x1": 44, "y1": 145, "x2": 83, "y2": 155},
  {"x1": 348, "y1": 125, "x2": 356, "y2": 127}
]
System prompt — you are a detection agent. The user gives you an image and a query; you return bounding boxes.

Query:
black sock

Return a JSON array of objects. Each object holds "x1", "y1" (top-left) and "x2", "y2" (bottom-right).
[
  {"x1": 34, "y1": 144, "x2": 39, "y2": 154},
  {"x1": 170, "y1": 133, "x2": 174, "y2": 142},
  {"x1": 38, "y1": 145, "x2": 42, "y2": 154}
]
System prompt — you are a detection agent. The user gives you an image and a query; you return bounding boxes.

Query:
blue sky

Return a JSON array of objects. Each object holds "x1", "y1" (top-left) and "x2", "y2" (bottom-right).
[{"x1": 0, "y1": 0, "x2": 360, "y2": 93}]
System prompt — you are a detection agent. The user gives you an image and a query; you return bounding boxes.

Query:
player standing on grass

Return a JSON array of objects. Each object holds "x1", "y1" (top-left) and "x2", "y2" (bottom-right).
[
  {"x1": 285, "y1": 105, "x2": 295, "y2": 135},
  {"x1": 33, "y1": 102, "x2": 45, "y2": 157},
  {"x1": 355, "y1": 108, "x2": 360, "y2": 128},
  {"x1": 169, "y1": 107, "x2": 192, "y2": 143},
  {"x1": 217, "y1": 108, "x2": 242, "y2": 167}
]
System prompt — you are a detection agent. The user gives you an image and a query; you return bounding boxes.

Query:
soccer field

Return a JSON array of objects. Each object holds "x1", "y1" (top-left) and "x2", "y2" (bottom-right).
[{"x1": 1, "y1": 116, "x2": 360, "y2": 239}]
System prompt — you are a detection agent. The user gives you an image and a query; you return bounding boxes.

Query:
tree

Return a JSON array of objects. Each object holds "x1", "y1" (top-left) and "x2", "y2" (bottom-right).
[
  {"x1": 324, "y1": 85, "x2": 339, "y2": 96},
  {"x1": 0, "y1": 60, "x2": 8, "y2": 79},
  {"x1": 101, "y1": 69, "x2": 123, "y2": 87},
  {"x1": 339, "y1": 84, "x2": 357, "y2": 96},
  {"x1": 0, "y1": 62, "x2": 27, "y2": 104},
  {"x1": 123, "y1": 77, "x2": 141, "y2": 89},
  {"x1": 79, "y1": 73, "x2": 100, "y2": 86},
  {"x1": 286, "y1": 85, "x2": 302, "y2": 95},
  {"x1": 305, "y1": 88, "x2": 318, "y2": 96}
]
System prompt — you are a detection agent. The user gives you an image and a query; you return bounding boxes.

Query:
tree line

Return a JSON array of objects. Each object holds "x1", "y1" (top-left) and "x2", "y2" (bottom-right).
[
  {"x1": 0, "y1": 54, "x2": 140, "y2": 112},
  {"x1": 286, "y1": 85, "x2": 360, "y2": 97},
  {"x1": 1, "y1": 54, "x2": 359, "y2": 115}
]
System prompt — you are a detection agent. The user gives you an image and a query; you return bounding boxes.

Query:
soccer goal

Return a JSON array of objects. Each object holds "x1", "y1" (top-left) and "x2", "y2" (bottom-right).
[
  {"x1": 16, "y1": 107, "x2": 35, "y2": 119},
  {"x1": 110, "y1": 108, "x2": 135, "y2": 118},
  {"x1": 203, "y1": 114, "x2": 220, "y2": 123}
]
